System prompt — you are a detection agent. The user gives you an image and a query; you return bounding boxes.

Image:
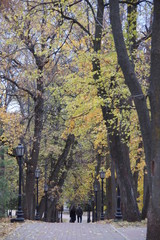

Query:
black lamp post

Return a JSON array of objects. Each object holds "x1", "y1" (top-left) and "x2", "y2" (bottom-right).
[
  {"x1": 91, "y1": 196, "x2": 94, "y2": 223},
  {"x1": 87, "y1": 200, "x2": 91, "y2": 223},
  {"x1": 35, "y1": 167, "x2": 40, "y2": 220},
  {"x1": 94, "y1": 183, "x2": 98, "y2": 222},
  {"x1": 44, "y1": 183, "x2": 48, "y2": 222},
  {"x1": 60, "y1": 205, "x2": 63, "y2": 223},
  {"x1": 115, "y1": 185, "x2": 122, "y2": 220},
  {"x1": 100, "y1": 170, "x2": 105, "y2": 220},
  {"x1": 11, "y1": 143, "x2": 25, "y2": 222}
]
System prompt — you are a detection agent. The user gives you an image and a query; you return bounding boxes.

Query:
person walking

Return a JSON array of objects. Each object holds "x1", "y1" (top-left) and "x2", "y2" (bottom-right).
[
  {"x1": 76, "y1": 204, "x2": 83, "y2": 223},
  {"x1": 70, "y1": 205, "x2": 76, "y2": 223}
]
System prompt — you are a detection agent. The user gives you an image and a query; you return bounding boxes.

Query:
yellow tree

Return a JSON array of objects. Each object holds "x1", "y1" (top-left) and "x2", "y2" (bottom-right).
[{"x1": 0, "y1": 0, "x2": 74, "y2": 219}]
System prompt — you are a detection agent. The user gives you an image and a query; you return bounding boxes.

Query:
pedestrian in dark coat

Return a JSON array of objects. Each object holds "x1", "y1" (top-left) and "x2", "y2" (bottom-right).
[
  {"x1": 70, "y1": 205, "x2": 76, "y2": 223},
  {"x1": 76, "y1": 204, "x2": 83, "y2": 223}
]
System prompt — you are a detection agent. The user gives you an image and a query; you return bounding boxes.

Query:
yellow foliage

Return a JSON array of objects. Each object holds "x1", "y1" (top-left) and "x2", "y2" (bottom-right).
[
  {"x1": 0, "y1": 107, "x2": 23, "y2": 149},
  {"x1": 106, "y1": 168, "x2": 111, "y2": 178}
]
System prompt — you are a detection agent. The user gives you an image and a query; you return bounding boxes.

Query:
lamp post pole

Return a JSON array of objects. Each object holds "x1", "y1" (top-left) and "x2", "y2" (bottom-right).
[
  {"x1": 60, "y1": 205, "x2": 63, "y2": 223},
  {"x1": 87, "y1": 200, "x2": 91, "y2": 223},
  {"x1": 94, "y1": 184, "x2": 98, "y2": 222},
  {"x1": 92, "y1": 196, "x2": 94, "y2": 223},
  {"x1": 11, "y1": 143, "x2": 24, "y2": 222},
  {"x1": 44, "y1": 137, "x2": 48, "y2": 222},
  {"x1": 44, "y1": 183, "x2": 48, "y2": 222},
  {"x1": 16, "y1": 154, "x2": 24, "y2": 221},
  {"x1": 115, "y1": 185, "x2": 122, "y2": 220},
  {"x1": 35, "y1": 167, "x2": 40, "y2": 220},
  {"x1": 100, "y1": 170, "x2": 105, "y2": 220}
]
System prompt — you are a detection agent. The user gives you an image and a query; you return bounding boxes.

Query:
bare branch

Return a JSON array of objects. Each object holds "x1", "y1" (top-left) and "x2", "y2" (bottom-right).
[
  {"x1": 84, "y1": 0, "x2": 96, "y2": 21},
  {"x1": 58, "y1": 8, "x2": 91, "y2": 36},
  {"x1": 119, "y1": 0, "x2": 153, "y2": 5},
  {"x1": 133, "y1": 32, "x2": 152, "y2": 49},
  {"x1": 0, "y1": 75, "x2": 35, "y2": 100}
]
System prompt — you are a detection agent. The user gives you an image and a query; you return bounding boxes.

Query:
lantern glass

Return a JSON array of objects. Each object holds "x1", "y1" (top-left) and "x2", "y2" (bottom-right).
[
  {"x1": 35, "y1": 167, "x2": 40, "y2": 178},
  {"x1": 100, "y1": 170, "x2": 105, "y2": 179},
  {"x1": 44, "y1": 183, "x2": 48, "y2": 192},
  {"x1": 16, "y1": 143, "x2": 25, "y2": 157}
]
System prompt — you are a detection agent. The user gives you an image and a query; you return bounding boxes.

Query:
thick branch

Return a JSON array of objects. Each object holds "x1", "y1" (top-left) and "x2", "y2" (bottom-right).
[{"x1": 49, "y1": 134, "x2": 75, "y2": 184}]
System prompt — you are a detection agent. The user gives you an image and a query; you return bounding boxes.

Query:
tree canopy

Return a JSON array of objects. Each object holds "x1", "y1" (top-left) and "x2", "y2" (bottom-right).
[{"x1": 1, "y1": 1, "x2": 160, "y2": 238}]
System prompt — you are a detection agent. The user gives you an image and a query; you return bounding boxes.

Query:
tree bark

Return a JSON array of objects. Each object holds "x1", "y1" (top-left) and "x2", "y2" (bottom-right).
[
  {"x1": 105, "y1": 155, "x2": 116, "y2": 219},
  {"x1": 95, "y1": 153, "x2": 102, "y2": 221},
  {"x1": 49, "y1": 134, "x2": 75, "y2": 187},
  {"x1": 133, "y1": 141, "x2": 142, "y2": 199},
  {"x1": 147, "y1": 1, "x2": 160, "y2": 238},
  {"x1": 141, "y1": 173, "x2": 149, "y2": 220},
  {"x1": 103, "y1": 108, "x2": 140, "y2": 221},
  {"x1": 0, "y1": 145, "x2": 5, "y2": 217}
]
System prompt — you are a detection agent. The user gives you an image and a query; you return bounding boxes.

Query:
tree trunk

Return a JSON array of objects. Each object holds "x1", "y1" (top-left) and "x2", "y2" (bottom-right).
[
  {"x1": 25, "y1": 76, "x2": 44, "y2": 219},
  {"x1": 106, "y1": 175, "x2": 116, "y2": 219},
  {"x1": 95, "y1": 153, "x2": 102, "y2": 221},
  {"x1": 141, "y1": 176, "x2": 149, "y2": 220},
  {"x1": 49, "y1": 134, "x2": 75, "y2": 185},
  {"x1": 104, "y1": 109, "x2": 140, "y2": 221},
  {"x1": 111, "y1": 161, "x2": 116, "y2": 218},
  {"x1": 147, "y1": 1, "x2": 160, "y2": 238},
  {"x1": 106, "y1": 157, "x2": 116, "y2": 219},
  {"x1": 38, "y1": 134, "x2": 75, "y2": 222},
  {"x1": 0, "y1": 145, "x2": 5, "y2": 217},
  {"x1": 133, "y1": 141, "x2": 142, "y2": 199}
]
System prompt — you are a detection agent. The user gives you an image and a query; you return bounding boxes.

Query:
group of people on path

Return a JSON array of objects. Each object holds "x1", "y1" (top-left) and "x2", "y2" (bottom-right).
[{"x1": 70, "y1": 204, "x2": 83, "y2": 223}]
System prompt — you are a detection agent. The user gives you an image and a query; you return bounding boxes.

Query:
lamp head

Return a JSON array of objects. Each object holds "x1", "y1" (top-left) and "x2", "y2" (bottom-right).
[
  {"x1": 16, "y1": 143, "x2": 24, "y2": 157},
  {"x1": 35, "y1": 167, "x2": 40, "y2": 178},
  {"x1": 100, "y1": 170, "x2": 105, "y2": 179}
]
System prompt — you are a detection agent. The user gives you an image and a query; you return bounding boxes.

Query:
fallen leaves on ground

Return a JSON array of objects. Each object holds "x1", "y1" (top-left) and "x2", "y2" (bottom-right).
[
  {"x1": 105, "y1": 219, "x2": 147, "y2": 228},
  {"x1": 0, "y1": 218, "x2": 33, "y2": 239}
]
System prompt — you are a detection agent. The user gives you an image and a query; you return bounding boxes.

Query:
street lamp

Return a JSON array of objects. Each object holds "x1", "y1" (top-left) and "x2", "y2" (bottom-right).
[
  {"x1": 35, "y1": 167, "x2": 40, "y2": 220},
  {"x1": 115, "y1": 185, "x2": 122, "y2": 220},
  {"x1": 94, "y1": 183, "x2": 98, "y2": 221},
  {"x1": 87, "y1": 200, "x2": 91, "y2": 223},
  {"x1": 91, "y1": 196, "x2": 94, "y2": 223},
  {"x1": 11, "y1": 143, "x2": 25, "y2": 222},
  {"x1": 44, "y1": 183, "x2": 48, "y2": 222},
  {"x1": 100, "y1": 170, "x2": 105, "y2": 220},
  {"x1": 60, "y1": 205, "x2": 63, "y2": 223}
]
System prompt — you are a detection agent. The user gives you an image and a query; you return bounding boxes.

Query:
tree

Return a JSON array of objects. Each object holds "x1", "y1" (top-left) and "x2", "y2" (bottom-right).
[
  {"x1": 0, "y1": 0, "x2": 68, "y2": 219},
  {"x1": 109, "y1": 0, "x2": 160, "y2": 238}
]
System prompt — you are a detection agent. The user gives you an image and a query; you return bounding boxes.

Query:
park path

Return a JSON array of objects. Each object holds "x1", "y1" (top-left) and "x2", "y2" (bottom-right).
[{"x1": 4, "y1": 221, "x2": 146, "y2": 240}]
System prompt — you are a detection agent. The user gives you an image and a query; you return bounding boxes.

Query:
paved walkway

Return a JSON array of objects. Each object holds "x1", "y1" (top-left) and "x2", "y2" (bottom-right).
[{"x1": 4, "y1": 221, "x2": 146, "y2": 240}]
